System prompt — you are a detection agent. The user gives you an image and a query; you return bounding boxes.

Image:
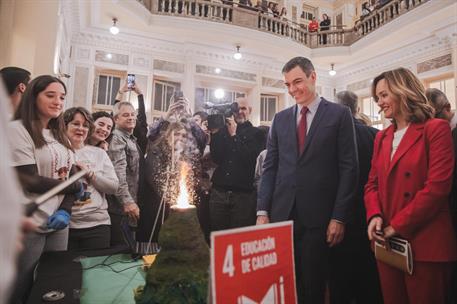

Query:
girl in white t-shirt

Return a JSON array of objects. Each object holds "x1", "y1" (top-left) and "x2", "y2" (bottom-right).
[
  {"x1": 9, "y1": 75, "x2": 81, "y2": 303},
  {"x1": 63, "y1": 107, "x2": 119, "y2": 250}
]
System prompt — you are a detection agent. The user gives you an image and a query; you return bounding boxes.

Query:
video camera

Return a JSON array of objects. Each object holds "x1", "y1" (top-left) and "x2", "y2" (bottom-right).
[{"x1": 203, "y1": 102, "x2": 239, "y2": 130}]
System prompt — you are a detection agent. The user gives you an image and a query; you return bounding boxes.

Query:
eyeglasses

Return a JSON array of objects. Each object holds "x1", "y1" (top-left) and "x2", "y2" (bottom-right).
[{"x1": 68, "y1": 122, "x2": 90, "y2": 130}]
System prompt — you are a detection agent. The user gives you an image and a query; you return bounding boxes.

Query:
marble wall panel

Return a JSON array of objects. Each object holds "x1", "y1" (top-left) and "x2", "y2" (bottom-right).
[
  {"x1": 153, "y1": 59, "x2": 184, "y2": 73},
  {"x1": 262, "y1": 77, "x2": 283, "y2": 88},
  {"x1": 196, "y1": 64, "x2": 256, "y2": 82},
  {"x1": 95, "y1": 50, "x2": 129, "y2": 65},
  {"x1": 417, "y1": 54, "x2": 452, "y2": 74},
  {"x1": 347, "y1": 78, "x2": 372, "y2": 91}
]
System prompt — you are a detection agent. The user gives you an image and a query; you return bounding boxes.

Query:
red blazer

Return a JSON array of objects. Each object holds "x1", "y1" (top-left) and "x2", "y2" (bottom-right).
[
  {"x1": 364, "y1": 119, "x2": 457, "y2": 261},
  {"x1": 308, "y1": 21, "x2": 319, "y2": 32}
]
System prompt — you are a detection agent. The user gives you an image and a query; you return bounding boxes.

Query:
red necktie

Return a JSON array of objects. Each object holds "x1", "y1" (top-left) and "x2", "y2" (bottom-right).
[{"x1": 297, "y1": 106, "x2": 308, "y2": 155}]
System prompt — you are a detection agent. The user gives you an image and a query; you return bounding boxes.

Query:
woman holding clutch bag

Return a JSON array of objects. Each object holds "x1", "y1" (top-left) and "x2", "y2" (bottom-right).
[{"x1": 365, "y1": 67, "x2": 457, "y2": 304}]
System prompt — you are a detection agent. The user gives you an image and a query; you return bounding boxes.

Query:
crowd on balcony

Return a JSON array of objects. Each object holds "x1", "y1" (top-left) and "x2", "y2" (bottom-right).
[
  {"x1": 157, "y1": 0, "x2": 335, "y2": 37},
  {"x1": 154, "y1": 0, "x2": 426, "y2": 47},
  {"x1": 357, "y1": 0, "x2": 420, "y2": 25},
  {"x1": 355, "y1": 0, "x2": 423, "y2": 35}
]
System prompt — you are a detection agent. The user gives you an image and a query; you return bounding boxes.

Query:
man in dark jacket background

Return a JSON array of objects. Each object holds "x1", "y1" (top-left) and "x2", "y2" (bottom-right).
[
  {"x1": 209, "y1": 97, "x2": 264, "y2": 232},
  {"x1": 334, "y1": 90, "x2": 382, "y2": 304}
]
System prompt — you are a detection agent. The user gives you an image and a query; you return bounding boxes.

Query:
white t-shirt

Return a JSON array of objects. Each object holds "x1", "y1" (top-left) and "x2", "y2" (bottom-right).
[
  {"x1": 391, "y1": 125, "x2": 409, "y2": 160},
  {"x1": 9, "y1": 120, "x2": 75, "y2": 230},
  {"x1": 0, "y1": 85, "x2": 21, "y2": 303},
  {"x1": 71, "y1": 145, "x2": 118, "y2": 229}
]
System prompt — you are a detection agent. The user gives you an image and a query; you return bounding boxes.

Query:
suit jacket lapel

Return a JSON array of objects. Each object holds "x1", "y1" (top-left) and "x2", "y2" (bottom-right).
[
  {"x1": 299, "y1": 99, "x2": 328, "y2": 160},
  {"x1": 388, "y1": 123, "x2": 424, "y2": 175}
]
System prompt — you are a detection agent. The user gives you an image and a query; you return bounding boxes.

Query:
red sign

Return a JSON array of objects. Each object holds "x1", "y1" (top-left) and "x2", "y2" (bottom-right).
[{"x1": 211, "y1": 221, "x2": 297, "y2": 304}]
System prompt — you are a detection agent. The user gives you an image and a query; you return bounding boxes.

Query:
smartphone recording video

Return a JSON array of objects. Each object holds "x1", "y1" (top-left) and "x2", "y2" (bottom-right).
[
  {"x1": 127, "y1": 74, "x2": 135, "y2": 89},
  {"x1": 173, "y1": 90, "x2": 184, "y2": 102}
]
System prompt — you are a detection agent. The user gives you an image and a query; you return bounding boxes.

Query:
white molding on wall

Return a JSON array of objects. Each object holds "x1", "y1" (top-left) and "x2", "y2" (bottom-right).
[
  {"x1": 61, "y1": 0, "x2": 456, "y2": 119},
  {"x1": 331, "y1": 24, "x2": 456, "y2": 87}
]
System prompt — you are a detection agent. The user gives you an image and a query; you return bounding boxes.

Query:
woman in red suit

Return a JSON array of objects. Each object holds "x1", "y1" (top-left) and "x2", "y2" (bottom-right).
[{"x1": 365, "y1": 67, "x2": 457, "y2": 304}]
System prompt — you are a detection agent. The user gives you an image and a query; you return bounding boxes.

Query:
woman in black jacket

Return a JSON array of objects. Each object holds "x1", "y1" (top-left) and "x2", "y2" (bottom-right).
[{"x1": 320, "y1": 14, "x2": 331, "y2": 45}]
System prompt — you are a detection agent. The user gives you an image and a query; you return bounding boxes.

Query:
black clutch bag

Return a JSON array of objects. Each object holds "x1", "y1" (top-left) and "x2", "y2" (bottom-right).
[{"x1": 374, "y1": 236, "x2": 413, "y2": 275}]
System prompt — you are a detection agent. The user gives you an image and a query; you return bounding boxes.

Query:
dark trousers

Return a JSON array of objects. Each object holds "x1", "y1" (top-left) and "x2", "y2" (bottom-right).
[
  {"x1": 109, "y1": 212, "x2": 126, "y2": 247},
  {"x1": 209, "y1": 187, "x2": 256, "y2": 232},
  {"x1": 9, "y1": 229, "x2": 68, "y2": 304},
  {"x1": 450, "y1": 263, "x2": 457, "y2": 304},
  {"x1": 222, "y1": 7, "x2": 232, "y2": 21},
  {"x1": 68, "y1": 225, "x2": 110, "y2": 251},
  {"x1": 197, "y1": 189, "x2": 211, "y2": 245},
  {"x1": 321, "y1": 33, "x2": 328, "y2": 44},
  {"x1": 328, "y1": 225, "x2": 383, "y2": 304},
  {"x1": 293, "y1": 224, "x2": 329, "y2": 304}
]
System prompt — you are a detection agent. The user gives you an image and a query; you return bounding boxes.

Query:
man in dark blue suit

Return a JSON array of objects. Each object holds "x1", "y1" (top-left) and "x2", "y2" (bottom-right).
[
  {"x1": 331, "y1": 90, "x2": 382, "y2": 304},
  {"x1": 257, "y1": 57, "x2": 358, "y2": 303}
]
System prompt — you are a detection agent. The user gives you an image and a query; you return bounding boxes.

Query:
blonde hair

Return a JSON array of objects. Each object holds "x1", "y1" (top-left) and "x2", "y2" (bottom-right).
[
  {"x1": 372, "y1": 67, "x2": 434, "y2": 124},
  {"x1": 150, "y1": 121, "x2": 187, "y2": 149}
]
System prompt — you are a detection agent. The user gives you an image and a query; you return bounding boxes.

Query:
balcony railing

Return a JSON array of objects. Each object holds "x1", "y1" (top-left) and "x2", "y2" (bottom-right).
[
  {"x1": 354, "y1": 0, "x2": 426, "y2": 36},
  {"x1": 139, "y1": 0, "x2": 429, "y2": 48}
]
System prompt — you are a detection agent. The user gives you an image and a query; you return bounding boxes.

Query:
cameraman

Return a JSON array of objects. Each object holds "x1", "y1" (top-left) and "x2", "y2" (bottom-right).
[{"x1": 209, "y1": 97, "x2": 264, "y2": 231}]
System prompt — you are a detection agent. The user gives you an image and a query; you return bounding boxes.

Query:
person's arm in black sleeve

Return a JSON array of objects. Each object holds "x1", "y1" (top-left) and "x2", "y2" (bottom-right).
[
  {"x1": 190, "y1": 122, "x2": 208, "y2": 155},
  {"x1": 16, "y1": 165, "x2": 80, "y2": 215},
  {"x1": 16, "y1": 164, "x2": 81, "y2": 194},
  {"x1": 57, "y1": 193, "x2": 76, "y2": 215},
  {"x1": 59, "y1": 165, "x2": 79, "y2": 214},
  {"x1": 134, "y1": 93, "x2": 148, "y2": 154},
  {"x1": 210, "y1": 128, "x2": 229, "y2": 164}
]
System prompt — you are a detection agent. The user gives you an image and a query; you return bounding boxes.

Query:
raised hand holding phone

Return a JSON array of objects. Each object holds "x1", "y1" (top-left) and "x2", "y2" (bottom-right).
[
  {"x1": 127, "y1": 74, "x2": 135, "y2": 90},
  {"x1": 165, "y1": 90, "x2": 191, "y2": 119}
]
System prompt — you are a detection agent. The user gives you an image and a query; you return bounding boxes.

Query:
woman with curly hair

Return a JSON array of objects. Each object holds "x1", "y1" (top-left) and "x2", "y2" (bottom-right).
[{"x1": 136, "y1": 119, "x2": 202, "y2": 255}]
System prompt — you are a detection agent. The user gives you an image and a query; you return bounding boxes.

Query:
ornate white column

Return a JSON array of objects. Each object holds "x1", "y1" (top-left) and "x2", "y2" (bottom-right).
[
  {"x1": 249, "y1": 72, "x2": 262, "y2": 126},
  {"x1": 183, "y1": 56, "x2": 196, "y2": 112},
  {"x1": 452, "y1": 38, "x2": 457, "y2": 108}
]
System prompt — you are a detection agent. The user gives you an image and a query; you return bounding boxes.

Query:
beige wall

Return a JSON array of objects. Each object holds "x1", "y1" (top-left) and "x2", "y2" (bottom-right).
[{"x1": 0, "y1": 0, "x2": 59, "y2": 76}]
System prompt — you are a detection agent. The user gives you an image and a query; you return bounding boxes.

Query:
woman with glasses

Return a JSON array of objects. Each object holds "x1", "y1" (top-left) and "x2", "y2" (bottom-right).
[{"x1": 64, "y1": 107, "x2": 119, "y2": 250}]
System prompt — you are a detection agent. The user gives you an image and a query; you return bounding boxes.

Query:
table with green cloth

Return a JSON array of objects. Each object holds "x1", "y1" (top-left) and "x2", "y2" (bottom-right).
[
  {"x1": 79, "y1": 254, "x2": 145, "y2": 304},
  {"x1": 27, "y1": 248, "x2": 146, "y2": 304}
]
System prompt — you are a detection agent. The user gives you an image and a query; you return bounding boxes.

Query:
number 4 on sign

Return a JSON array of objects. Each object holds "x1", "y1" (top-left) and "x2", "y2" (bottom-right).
[{"x1": 223, "y1": 245, "x2": 235, "y2": 277}]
